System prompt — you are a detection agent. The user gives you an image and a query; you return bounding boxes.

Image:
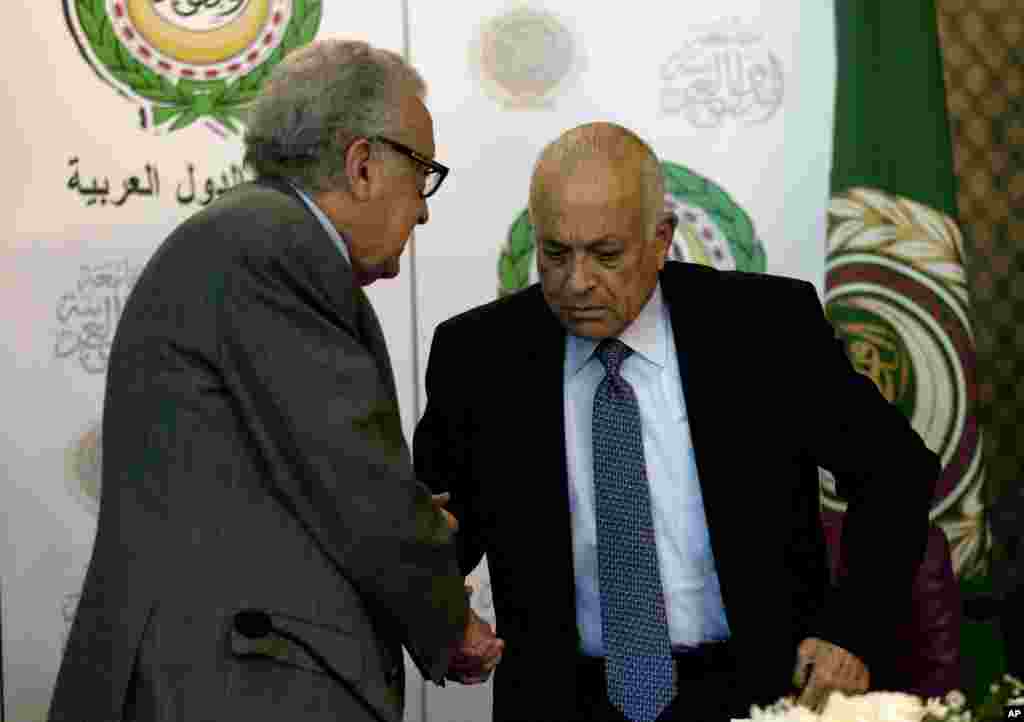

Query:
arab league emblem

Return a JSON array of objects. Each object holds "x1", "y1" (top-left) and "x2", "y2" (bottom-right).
[
  {"x1": 660, "y1": 17, "x2": 785, "y2": 128},
  {"x1": 472, "y1": 5, "x2": 583, "y2": 110},
  {"x1": 498, "y1": 160, "x2": 766, "y2": 296},
  {"x1": 822, "y1": 188, "x2": 988, "y2": 576},
  {"x1": 65, "y1": 418, "x2": 103, "y2": 517},
  {"x1": 64, "y1": 0, "x2": 322, "y2": 134}
]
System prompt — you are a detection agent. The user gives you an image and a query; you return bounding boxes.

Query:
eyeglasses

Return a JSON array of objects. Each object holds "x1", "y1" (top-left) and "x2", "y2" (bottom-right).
[{"x1": 369, "y1": 135, "x2": 449, "y2": 198}]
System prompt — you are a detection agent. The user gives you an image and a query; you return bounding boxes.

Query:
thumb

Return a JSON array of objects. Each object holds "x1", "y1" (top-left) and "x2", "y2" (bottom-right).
[
  {"x1": 432, "y1": 492, "x2": 451, "y2": 507},
  {"x1": 792, "y1": 657, "x2": 813, "y2": 689},
  {"x1": 792, "y1": 640, "x2": 817, "y2": 689}
]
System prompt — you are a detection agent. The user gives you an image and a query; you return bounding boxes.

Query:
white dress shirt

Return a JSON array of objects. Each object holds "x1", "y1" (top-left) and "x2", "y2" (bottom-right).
[
  {"x1": 289, "y1": 181, "x2": 351, "y2": 264},
  {"x1": 564, "y1": 283, "x2": 731, "y2": 656}
]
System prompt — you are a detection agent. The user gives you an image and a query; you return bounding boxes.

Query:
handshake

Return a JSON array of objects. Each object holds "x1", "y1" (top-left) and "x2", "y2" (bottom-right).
[
  {"x1": 447, "y1": 586, "x2": 504, "y2": 684},
  {"x1": 434, "y1": 493, "x2": 505, "y2": 685}
]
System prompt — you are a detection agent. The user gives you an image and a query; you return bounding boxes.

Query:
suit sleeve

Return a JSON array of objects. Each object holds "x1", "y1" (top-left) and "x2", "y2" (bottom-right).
[
  {"x1": 414, "y1": 320, "x2": 488, "y2": 577},
  {"x1": 798, "y1": 281, "x2": 940, "y2": 666},
  {"x1": 218, "y1": 249, "x2": 467, "y2": 684}
]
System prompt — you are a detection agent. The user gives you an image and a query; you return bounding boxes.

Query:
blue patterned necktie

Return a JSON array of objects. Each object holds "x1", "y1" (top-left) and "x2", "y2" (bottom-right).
[{"x1": 592, "y1": 338, "x2": 675, "y2": 722}]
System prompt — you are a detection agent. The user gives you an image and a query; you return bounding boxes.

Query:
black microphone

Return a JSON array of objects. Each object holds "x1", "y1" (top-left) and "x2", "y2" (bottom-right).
[
  {"x1": 233, "y1": 610, "x2": 273, "y2": 640},
  {"x1": 232, "y1": 610, "x2": 388, "y2": 722}
]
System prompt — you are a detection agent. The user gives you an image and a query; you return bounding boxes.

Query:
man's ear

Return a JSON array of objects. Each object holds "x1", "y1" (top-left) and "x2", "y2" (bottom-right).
[
  {"x1": 655, "y1": 211, "x2": 677, "y2": 267},
  {"x1": 344, "y1": 136, "x2": 374, "y2": 201}
]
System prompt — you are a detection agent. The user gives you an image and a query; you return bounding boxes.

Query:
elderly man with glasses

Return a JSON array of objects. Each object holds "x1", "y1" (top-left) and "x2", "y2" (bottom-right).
[{"x1": 49, "y1": 38, "x2": 500, "y2": 722}]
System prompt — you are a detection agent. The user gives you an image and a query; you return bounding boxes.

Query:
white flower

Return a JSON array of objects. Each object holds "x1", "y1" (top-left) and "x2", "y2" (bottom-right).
[
  {"x1": 1004, "y1": 674, "x2": 1024, "y2": 692},
  {"x1": 748, "y1": 699, "x2": 819, "y2": 722},
  {"x1": 788, "y1": 707, "x2": 820, "y2": 722},
  {"x1": 821, "y1": 690, "x2": 925, "y2": 722},
  {"x1": 923, "y1": 698, "x2": 948, "y2": 719},
  {"x1": 945, "y1": 690, "x2": 966, "y2": 710},
  {"x1": 751, "y1": 684, "x2": 1013, "y2": 722}
]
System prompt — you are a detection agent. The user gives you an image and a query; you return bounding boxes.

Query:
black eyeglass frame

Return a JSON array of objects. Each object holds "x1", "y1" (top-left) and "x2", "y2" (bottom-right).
[{"x1": 369, "y1": 135, "x2": 449, "y2": 198}]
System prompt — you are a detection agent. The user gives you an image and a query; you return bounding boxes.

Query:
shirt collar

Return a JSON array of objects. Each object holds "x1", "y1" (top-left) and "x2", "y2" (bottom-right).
[
  {"x1": 566, "y1": 282, "x2": 667, "y2": 376},
  {"x1": 287, "y1": 180, "x2": 351, "y2": 265}
]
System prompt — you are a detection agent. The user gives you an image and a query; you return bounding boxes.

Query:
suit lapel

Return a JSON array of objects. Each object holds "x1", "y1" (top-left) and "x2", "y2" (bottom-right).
[
  {"x1": 255, "y1": 176, "x2": 407, "y2": 460},
  {"x1": 354, "y1": 286, "x2": 399, "y2": 402},
  {"x1": 254, "y1": 175, "x2": 361, "y2": 322},
  {"x1": 660, "y1": 263, "x2": 739, "y2": 593},
  {"x1": 520, "y1": 288, "x2": 581, "y2": 646},
  {"x1": 350, "y1": 272, "x2": 408, "y2": 466},
  {"x1": 256, "y1": 175, "x2": 392, "y2": 388}
]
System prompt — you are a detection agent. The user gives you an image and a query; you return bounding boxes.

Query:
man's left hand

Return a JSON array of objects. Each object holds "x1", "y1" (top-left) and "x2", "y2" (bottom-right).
[
  {"x1": 447, "y1": 606, "x2": 504, "y2": 684},
  {"x1": 431, "y1": 492, "x2": 459, "y2": 533},
  {"x1": 792, "y1": 637, "x2": 869, "y2": 712}
]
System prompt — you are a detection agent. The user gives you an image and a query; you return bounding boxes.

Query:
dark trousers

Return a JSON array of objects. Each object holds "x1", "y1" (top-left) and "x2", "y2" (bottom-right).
[{"x1": 575, "y1": 643, "x2": 751, "y2": 722}]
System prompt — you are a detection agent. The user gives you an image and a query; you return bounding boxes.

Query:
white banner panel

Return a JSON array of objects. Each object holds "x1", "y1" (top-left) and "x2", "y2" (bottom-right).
[
  {"x1": 0, "y1": 3, "x2": 413, "y2": 720},
  {"x1": 406, "y1": 2, "x2": 835, "y2": 720}
]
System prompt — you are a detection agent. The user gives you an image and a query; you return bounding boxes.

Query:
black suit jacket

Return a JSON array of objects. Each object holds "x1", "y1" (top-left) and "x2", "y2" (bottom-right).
[
  {"x1": 49, "y1": 177, "x2": 467, "y2": 722},
  {"x1": 414, "y1": 261, "x2": 939, "y2": 721}
]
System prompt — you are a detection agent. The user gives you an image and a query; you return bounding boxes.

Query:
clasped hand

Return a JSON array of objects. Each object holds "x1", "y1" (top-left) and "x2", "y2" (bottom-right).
[
  {"x1": 448, "y1": 599, "x2": 504, "y2": 684},
  {"x1": 432, "y1": 493, "x2": 505, "y2": 684},
  {"x1": 792, "y1": 637, "x2": 869, "y2": 712}
]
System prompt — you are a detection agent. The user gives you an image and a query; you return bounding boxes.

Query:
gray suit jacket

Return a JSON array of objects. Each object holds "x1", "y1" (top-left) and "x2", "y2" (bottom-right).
[{"x1": 48, "y1": 176, "x2": 468, "y2": 722}]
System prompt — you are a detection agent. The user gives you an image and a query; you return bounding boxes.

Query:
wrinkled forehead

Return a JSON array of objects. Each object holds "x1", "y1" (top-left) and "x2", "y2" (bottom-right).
[{"x1": 534, "y1": 161, "x2": 647, "y2": 235}]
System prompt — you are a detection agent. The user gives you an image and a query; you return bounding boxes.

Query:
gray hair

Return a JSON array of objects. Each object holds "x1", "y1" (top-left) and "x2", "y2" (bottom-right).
[
  {"x1": 242, "y1": 38, "x2": 426, "y2": 191},
  {"x1": 529, "y1": 123, "x2": 666, "y2": 237}
]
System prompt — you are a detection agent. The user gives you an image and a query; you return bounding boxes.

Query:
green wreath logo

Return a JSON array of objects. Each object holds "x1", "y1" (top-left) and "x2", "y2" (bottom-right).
[
  {"x1": 826, "y1": 302, "x2": 917, "y2": 418},
  {"x1": 66, "y1": 0, "x2": 322, "y2": 133},
  {"x1": 661, "y1": 161, "x2": 766, "y2": 273},
  {"x1": 497, "y1": 160, "x2": 766, "y2": 297},
  {"x1": 498, "y1": 209, "x2": 535, "y2": 297}
]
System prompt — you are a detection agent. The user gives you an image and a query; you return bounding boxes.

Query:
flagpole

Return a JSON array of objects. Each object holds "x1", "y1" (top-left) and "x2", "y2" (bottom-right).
[
  {"x1": 1, "y1": 576, "x2": 5, "y2": 722},
  {"x1": 401, "y1": 0, "x2": 423, "y2": 443},
  {"x1": 398, "y1": 2, "x2": 429, "y2": 720}
]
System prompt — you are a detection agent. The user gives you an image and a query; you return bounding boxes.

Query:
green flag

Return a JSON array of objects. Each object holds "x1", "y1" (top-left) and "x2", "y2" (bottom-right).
[{"x1": 824, "y1": 0, "x2": 989, "y2": 580}]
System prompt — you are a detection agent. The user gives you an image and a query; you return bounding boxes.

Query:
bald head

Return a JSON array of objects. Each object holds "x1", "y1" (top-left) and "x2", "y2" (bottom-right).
[
  {"x1": 528, "y1": 123, "x2": 675, "y2": 340},
  {"x1": 528, "y1": 122, "x2": 665, "y2": 237}
]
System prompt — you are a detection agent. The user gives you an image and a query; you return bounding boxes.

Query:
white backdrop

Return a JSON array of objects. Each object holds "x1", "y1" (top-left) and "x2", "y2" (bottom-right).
[{"x1": 1, "y1": 2, "x2": 834, "y2": 721}]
